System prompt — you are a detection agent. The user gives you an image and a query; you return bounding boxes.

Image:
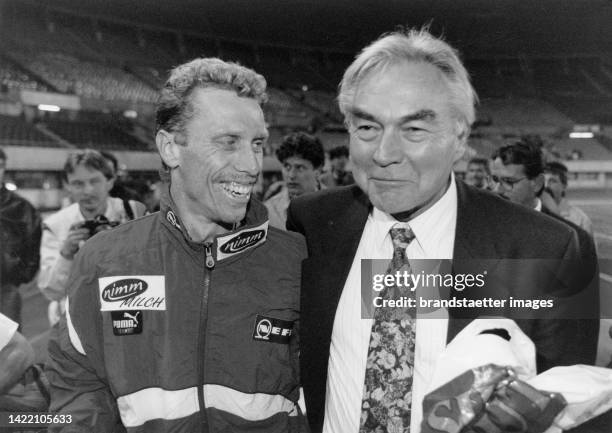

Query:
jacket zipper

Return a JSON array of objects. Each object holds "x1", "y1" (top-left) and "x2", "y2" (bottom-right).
[{"x1": 198, "y1": 243, "x2": 215, "y2": 432}]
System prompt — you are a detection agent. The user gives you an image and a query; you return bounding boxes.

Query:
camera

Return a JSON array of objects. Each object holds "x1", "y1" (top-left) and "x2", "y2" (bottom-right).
[{"x1": 77, "y1": 215, "x2": 120, "y2": 237}]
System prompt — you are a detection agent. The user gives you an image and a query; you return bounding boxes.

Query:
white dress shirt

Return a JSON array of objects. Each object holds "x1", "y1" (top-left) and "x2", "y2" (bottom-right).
[
  {"x1": 323, "y1": 176, "x2": 457, "y2": 433},
  {"x1": 534, "y1": 198, "x2": 542, "y2": 212},
  {"x1": 0, "y1": 313, "x2": 18, "y2": 351}
]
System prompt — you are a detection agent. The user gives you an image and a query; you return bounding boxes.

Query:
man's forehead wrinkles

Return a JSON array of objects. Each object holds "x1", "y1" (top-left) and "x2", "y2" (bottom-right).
[
  {"x1": 349, "y1": 106, "x2": 438, "y2": 124},
  {"x1": 402, "y1": 109, "x2": 436, "y2": 121},
  {"x1": 207, "y1": 123, "x2": 268, "y2": 138},
  {"x1": 348, "y1": 107, "x2": 377, "y2": 122}
]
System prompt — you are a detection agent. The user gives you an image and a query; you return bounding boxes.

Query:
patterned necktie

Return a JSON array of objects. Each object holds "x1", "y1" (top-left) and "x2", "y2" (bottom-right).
[{"x1": 361, "y1": 225, "x2": 416, "y2": 433}]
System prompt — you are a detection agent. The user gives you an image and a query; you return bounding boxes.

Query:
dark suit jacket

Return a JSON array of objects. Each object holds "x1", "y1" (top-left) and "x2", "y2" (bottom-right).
[
  {"x1": 287, "y1": 180, "x2": 599, "y2": 433},
  {"x1": 542, "y1": 204, "x2": 597, "y2": 260}
]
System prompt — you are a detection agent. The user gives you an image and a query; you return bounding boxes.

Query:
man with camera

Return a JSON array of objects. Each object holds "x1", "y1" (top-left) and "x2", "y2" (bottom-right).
[{"x1": 38, "y1": 149, "x2": 145, "y2": 326}]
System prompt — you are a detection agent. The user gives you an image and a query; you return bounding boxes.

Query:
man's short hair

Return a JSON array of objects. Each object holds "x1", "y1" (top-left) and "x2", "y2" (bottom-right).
[
  {"x1": 545, "y1": 161, "x2": 569, "y2": 186},
  {"x1": 276, "y1": 132, "x2": 325, "y2": 169},
  {"x1": 329, "y1": 146, "x2": 349, "y2": 160},
  {"x1": 100, "y1": 151, "x2": 118, "y2": 175},
  {"x1": 0, "y1": 147, "x2": 6, "y2": 161},
  {"x1": 64, "y1": 149, "x2": 114, "y2": 180},
  {"x1": 156, "y1": 58, "x2": 268, "y2": 135},
  {"x1": 492, "y1": 141, "x2": 544, "y2": 179},
  {"x1": 338, "y1": 27, "x2": 478, "y2": 131},
  {"x1": 467, "y1": 157, "x2": 490, "y2": 174}
]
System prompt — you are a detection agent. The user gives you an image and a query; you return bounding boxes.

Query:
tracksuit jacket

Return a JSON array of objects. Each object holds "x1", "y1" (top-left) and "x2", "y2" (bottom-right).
[{"x1": 46, "y1": 193, "x2": 308, "y2": 433}]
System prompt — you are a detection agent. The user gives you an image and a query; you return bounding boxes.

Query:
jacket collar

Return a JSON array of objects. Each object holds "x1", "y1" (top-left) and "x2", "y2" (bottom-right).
[
  {"x1": 316, "y1": 185, "x2": 370, "y2": 309},
  {"x1": 160, "y1": 184, "x2": 269, "y2": 265},
  {"x1": 453, "y1": 180, "x2": 500, "y2": 259},
  {"x1": 326, "y1": 181, "x2": 500, "y2": 261}
]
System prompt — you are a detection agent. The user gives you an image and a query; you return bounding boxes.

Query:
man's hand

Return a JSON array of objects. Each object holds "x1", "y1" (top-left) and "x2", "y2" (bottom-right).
[{"x1": 59, "y1": 225, "x2": 91, "y2": 260}]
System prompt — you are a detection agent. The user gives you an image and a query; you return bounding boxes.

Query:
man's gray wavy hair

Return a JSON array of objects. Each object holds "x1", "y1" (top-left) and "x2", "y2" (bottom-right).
[
  {"x1": 156, "y1": 57, "x2": 268, "y2": 135},
  {"x1": 338, "y1": 27, "x2": 478, "y2": 131}
]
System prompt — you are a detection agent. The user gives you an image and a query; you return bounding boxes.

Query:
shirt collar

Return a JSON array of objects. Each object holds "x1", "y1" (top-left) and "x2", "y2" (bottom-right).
[
  {"x1": 159, "y1": 183, "x2": 269, "y2": 263},
  {"x1": 534, "y1": 198, "x2": 542, "y2": 212},
  {"x1": 369, "y1": 174, "x2": 458, "y2": 255}
]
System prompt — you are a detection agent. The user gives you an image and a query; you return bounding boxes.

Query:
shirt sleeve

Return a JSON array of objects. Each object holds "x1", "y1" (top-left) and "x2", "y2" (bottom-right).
[
  {"x1": 0, "y1": 313, "x2": 18, "y2": 351},
  {"x1": 46, "y1": 247, "x2": 121, "y2": 432},
  {"x1": 38, "y1": 225, "x2": 73, "y2": 301},
  {"x1": 129, "y1": 200, "x2": 147, "y2": 219}
]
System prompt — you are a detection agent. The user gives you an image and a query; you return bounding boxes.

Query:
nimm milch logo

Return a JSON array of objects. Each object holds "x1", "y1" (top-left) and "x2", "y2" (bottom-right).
[
  {"x1": 220, "y1": 230, "x2": 265, "y2": 254},
  {"x1": 102, "y1": 278, "x2": 147, "y2": 302}
]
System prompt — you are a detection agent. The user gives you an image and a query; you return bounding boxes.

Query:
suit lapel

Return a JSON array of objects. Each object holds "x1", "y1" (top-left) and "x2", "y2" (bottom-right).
[
  {"x1": 448, "y1": 181, "x2": 501, "y2": 341},
  {"x1": 319, "y1": 186, "x2": 370, "y2": 310},
  {"x1": 453, "y1": 181, "x2": 499, "y2": 260},
  {"x1": 300, "y1": 186, "x2": 371, "y2": 427}
]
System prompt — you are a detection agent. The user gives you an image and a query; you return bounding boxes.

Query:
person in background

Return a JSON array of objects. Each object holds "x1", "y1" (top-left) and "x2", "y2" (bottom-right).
[
  {"x1": 490, "y1": 142, "x2": 569, "y2": 219},
  {"x1": 490, "y1": 140, "x2": 597, "y2": 294},
  {"x1": 100, "y1": 151, "x2": 141, "y2": 204},
  {"x1": 142, "y1": 180, "x2": 162, "y2": 213},
  {"x1": 120, "y1": 179, "x2": 161, "y2": 214},
  {"x1": 0, "y1": 148, "x2": 41, "y2": 324},
  {"x1": 265, "y1": 131, "x2": 325, "y2": 229},
  {"x1": 38, "y1": 149, "x2": 145, "y2": 326},
  {"x1": 464, "y1": 156, "x2": 490, "y2": 189},
  {"x1": 320, "y1": 145, "x2": 354, "y2": 187},
  {"x1": 490, "y1": 138, "x2": 604, "y2": 433},
  {"x1": 544, "y1": 161, "x2": 594, "y2": 237}
]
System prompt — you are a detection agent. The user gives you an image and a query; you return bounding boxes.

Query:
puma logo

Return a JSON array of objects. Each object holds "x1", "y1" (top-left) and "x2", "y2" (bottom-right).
[{"x1": 124, "y1": 311, "x2": 140, "y2": 326}]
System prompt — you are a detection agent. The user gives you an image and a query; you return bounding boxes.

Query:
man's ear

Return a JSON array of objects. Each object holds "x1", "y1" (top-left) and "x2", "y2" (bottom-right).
[
  {"x1": 156, "y1": 130, "x2": 181, "y2": 170},
  {"x1": 456, "y1": 120, "x2": 470, "y2": 143},
  {"x1": 532, "y1": 173, "x2": 545, "y2": 195},
  {"x1": 452, "y1": 121, "x2": 470, "y2": 162},
  {"x1": 106, "y1": 176, "x2": 115, "y2": 193}
]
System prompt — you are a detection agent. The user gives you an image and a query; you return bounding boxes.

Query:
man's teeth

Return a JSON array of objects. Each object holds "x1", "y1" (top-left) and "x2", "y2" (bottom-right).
[{"x1": 222, "y1": 182, "x2": 252, "y2": 197}]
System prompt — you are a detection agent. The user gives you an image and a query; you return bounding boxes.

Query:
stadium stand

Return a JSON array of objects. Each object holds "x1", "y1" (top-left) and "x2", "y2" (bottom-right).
[
  {"x1": 129, "y1": 66, "x2": 169, "y2": 89},
  {"x1": 0, "y1": 55, "x2": 50, "y2": 92},
  {"x1": 265, "y1": 88, "x2": 315, "y2": 127},
  {"x1": 0, "y1": 115, "x2": 59, "y2": 147},
  {"x1": 285, "y1": 89, "x2": 343, "y2": 122},
  {"x1": 40, "y1": 117, "x2": 149, "y2": 151},
  {"x1": 477, "y1": 98, "x2": 573, "y2": 129},
  {"x1": 549, "y1": 138, "x2": 612, "y2": 160},
  {"x1": 0, "y1": 0, "x2": 610, "y2": 165},
  {"x1": 468, "y1": 59, "x2": 537, "y2": 99},
  {"x1": 9, "y1": 52, "x2": 158, "y2": 103},
  {"x1": 546, "y1": 96, "x2": 612, "y2": 125},
  {"x1": 182, "y1": 35, "x2": 220, "y2": 62},
  {"x1": 532, "y1": 59, "x2": 599, "y2": 97}
]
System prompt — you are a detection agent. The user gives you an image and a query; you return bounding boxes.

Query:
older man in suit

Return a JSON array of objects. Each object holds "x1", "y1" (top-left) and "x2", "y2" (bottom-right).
[{"x1": 287, "y1": 28, "x2": 599, "y2": 433}]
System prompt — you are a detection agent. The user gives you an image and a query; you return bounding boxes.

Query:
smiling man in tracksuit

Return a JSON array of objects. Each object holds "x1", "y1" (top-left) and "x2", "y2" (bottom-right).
[{"x1": 46, "y1": 58, "x2": 308, "y2": 433}]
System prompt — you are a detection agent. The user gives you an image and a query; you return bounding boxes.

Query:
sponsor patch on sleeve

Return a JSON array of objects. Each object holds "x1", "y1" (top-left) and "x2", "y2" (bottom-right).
[
  {"x1": 216, "y1": 222, "x2": 268, "y2": 261},
  {"x1": 252, "y1": 314, "x2": 294, "y2": 344},
  {"x1": 111, "y1": 310, "x2": 143, "y2": 335},
  {"x1": 98, "y1": 275, "x2": 166, "y2": 311}
]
